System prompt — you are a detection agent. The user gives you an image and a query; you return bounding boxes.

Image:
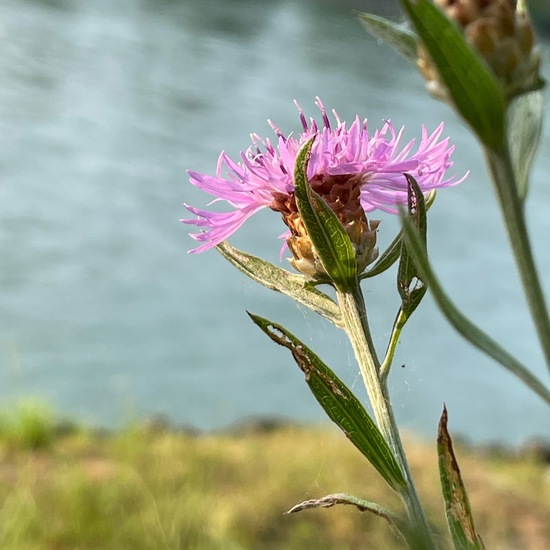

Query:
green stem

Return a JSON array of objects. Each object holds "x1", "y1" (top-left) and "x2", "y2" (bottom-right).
[
  {"x1": 381, "y1": 308, "x2": 407, "y2": 382},
  {"x1": 485, "y1": 145, "x2": 550, "y2": 375},
  {"x1": 336, "y1": 286, "x2": 436, "y2": 549}
]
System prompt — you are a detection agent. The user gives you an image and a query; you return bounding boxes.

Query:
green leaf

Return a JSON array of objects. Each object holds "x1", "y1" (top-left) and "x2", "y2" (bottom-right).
[
  {"x1": 379, "y1": 177, "x2": 429, "y2": 379},
  {"x1": 293, "y1": 138, "x2": 357, "y2": 291},
  {"x1": 397, "y1": 174, "x2": 428, "y2": 318},
  {"x1": 507, "y1": 90, "x2": 544, "y2": 203},
  {"x1": 216, "y1": 242, "x2": 342, "y2": 327},
  {"x1": 356, "y1": 11, "x2": 418, "y2": 63},
  {"x1": 400, "y1": 210, "x2": 550, "y2": 406},
  {"x1": 438, "y1": 406, "x2": 485, "y2": 550},
  {"x1": 249, "y1": 313, "x2": 407, "y2": 492},
  {"x1": 401, "y1": 0, "x2": 506, "y2": 148}
]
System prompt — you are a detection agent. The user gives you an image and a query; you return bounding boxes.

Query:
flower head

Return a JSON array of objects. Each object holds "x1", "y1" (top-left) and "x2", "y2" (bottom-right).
[
  {"x1": 183, "y1": 98, "x2": 464, "y2": 274},
  {"x1": 418, "y1": 0, "x2": 541, "y2": 100}
]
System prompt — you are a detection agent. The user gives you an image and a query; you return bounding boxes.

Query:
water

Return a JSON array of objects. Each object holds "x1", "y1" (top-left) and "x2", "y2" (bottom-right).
[{"x1": 1, "y1": 0, "x2": 549, "y2": 445}]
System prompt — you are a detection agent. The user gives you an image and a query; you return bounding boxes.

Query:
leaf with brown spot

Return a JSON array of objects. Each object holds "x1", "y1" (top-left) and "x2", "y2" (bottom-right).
[
  {"x1": 286, "y1": 492, "x2": 411, "y2": 542},
  {"x1": 397, "y1": 174, "x2": 428, "y2": 318},
  {"x1": 248, "y1": 312, "x2": 407, "y2": 492},
  {"x1": 438, "y1": 406, "x2": 485, "y2": 550}
]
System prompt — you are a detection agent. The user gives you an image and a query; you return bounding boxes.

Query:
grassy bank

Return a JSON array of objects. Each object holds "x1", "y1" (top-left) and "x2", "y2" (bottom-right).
[{"x1": 0, "y1": 404, "x2": 548, "y2": 549}]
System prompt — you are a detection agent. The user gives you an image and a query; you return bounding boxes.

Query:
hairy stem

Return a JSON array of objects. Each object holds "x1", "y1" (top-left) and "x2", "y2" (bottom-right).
[{"x1": 337, "y1": 286, "x2": 436, "y2": 549}]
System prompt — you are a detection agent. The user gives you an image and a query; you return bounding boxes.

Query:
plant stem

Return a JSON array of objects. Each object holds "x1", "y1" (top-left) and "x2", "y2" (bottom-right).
[
  {"x1": 381, "y1": 308, "x2": 407, "y2": 382},
  {"x1": 336, "y1": 285, "x2": 436, "y2": 549},
  {"x1": 485, "y1": 145, "x2": 550, "y2": 375}
]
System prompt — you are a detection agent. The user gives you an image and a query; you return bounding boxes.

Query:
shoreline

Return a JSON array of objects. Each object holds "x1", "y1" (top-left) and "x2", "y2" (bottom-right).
[
  {"x1": 2, "y1": 400, "x2": 549, "y2": 463},
  {"x1": 63, "y1": 412, "x2": 550, "y2": 465},
  {"x1": 1, "y1": 415, "x2": 549, "y2": 549}
]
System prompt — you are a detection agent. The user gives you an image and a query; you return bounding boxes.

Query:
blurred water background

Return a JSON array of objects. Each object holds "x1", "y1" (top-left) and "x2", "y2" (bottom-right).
[{"x1": 1, "y1": 0, "x2": 549, "y2": 445}]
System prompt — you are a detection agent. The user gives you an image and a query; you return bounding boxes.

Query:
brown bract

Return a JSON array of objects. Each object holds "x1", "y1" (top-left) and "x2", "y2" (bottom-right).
[
  {"x1": 418, "y1": 0, "x2": 541, "y2": 100},
  {"x1": 271, "y1": 175, "x2": 380, "y2": 278}
]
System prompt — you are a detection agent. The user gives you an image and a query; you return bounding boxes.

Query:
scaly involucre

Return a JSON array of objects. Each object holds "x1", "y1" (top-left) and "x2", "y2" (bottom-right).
[{"x1": 183, "y1": 98, "x2": 464, "y2": 255}]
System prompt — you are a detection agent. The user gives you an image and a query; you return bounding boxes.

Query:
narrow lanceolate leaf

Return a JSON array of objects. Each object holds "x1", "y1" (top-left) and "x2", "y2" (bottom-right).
[
  {"x1": 287, "y1": 493, "x2": 410, "y2": 542},
  {"x1": 380, "y1": 176, "x2": 429, "y2": 378},
  {"x1": 400, "y1": 210, "x2": 550, "y2": 407},
  {"x1": 248, "y1": 313, "x2": 407, "y2": 492},
  {"x1": 293, "y1": 137, "x2": 357, "y2": 291},
  {"x1": 438, "y1": 406, "x2": 486, "y2": 550},
  {"x1": 401, "y1": 0, "x2": 506, "y2": 148},
  {"x1": 356, "y1": 12, "x2": 418, "y2": 63},
  {"x1": 216, "y1": 242, "x2": 342, "y2": 327},
  {"x1": 397, "y1": 174, "x2": 428, "y2": 318},
  {"x1": 507, "y1": 90, "x2": 544, "y2": 203}
]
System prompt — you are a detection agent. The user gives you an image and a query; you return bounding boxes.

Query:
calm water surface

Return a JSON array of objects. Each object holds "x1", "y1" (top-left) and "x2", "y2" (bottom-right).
[{"x1": 1, "y1": 0, "x2": 549, "y2": 444}]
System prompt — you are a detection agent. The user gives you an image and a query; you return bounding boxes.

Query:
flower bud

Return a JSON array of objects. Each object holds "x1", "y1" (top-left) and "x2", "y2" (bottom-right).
[{"x1": 418, "y1": 0, "x2": 542, "y2": 100}]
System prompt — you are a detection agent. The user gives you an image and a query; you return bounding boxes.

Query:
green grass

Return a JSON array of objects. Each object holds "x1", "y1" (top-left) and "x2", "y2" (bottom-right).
[
  {"x1": 0, "y1": 407, "x2": 548, "y2": 549},
  {"x1": 0, "y1": 400, "x2": 57, "y2": 450}
]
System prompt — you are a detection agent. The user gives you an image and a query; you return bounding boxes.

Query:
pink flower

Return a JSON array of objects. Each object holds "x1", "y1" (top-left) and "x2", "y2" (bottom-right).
[{"x1": 183, "y1": 98, "x2": 464, "y2": 257}]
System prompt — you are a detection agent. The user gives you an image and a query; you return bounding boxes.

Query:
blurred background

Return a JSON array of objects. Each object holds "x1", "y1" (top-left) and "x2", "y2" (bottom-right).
[{"x1": 0, "y1": 0, "x2": 549, "y2": 445}]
